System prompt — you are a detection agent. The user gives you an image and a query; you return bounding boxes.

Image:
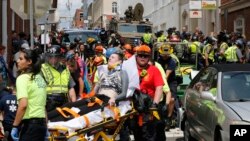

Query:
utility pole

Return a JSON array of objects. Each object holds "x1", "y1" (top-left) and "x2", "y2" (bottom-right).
[{"x1": 29, "y1": 0, "x2": 34, "y2": 49}]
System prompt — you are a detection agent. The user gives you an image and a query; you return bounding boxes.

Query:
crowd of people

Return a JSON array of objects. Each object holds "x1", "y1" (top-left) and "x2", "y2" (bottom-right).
[{"x1": 0, "y1": 26, "x2": 249, "y2": 141}]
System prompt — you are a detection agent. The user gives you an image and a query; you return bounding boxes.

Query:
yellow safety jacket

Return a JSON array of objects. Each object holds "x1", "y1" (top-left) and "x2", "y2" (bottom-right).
[
  {"x1": 219, "y1": 42, "x2": 229, "y2": 60},
  {"x1": 41, "y1": 63, "x2": 70, "y2": 94},
  {"x1": 157, "y1": 35, "x2": 166, "y2": 42},
  {"x1": 143, "y1": 33, "x2": 152, "y2": 44},
  {"x1": 202, "y1": 44, "x2": 214, "y2": 62},
  {"x1": 225, "y1": 46, "x2": 238, "y2": 62},
  {"x1": 189, "y1": 41, "x2": 200, "y2": 54}
]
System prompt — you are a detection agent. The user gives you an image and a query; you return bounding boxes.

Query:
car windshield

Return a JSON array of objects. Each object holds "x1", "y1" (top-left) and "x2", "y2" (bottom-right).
[
  {"x1": 222, "y1": 72, "x2": 250, "y2": 102},
  {"x1": 62, "y1": 31, "x2": 100, "y2": 43},
  {"x1": 118, "y1": 24, "x2": 152, "y2": 33}
]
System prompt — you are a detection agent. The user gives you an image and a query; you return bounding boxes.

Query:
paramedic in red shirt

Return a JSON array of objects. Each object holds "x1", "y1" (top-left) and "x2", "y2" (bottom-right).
[{"x1": 133, "y1": 45, "x2": 165, "y2": 141}]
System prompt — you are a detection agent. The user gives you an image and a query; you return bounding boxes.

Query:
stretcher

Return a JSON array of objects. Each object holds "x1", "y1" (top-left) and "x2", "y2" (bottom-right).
[{"x1": 48, "y1": 100, "x2": 137, "y2": 141}]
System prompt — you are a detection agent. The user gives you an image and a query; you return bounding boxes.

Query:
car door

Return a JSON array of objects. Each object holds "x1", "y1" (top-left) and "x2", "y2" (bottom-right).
[
  {"x1": 198, "y1": 68, "x2": 218, "y2": 140},
  {"x1": 185, "y1": 68, "x2": 214, "y2": 139},
  {"x1": 185, "y1": 68, "x2": 212, "y2": 137}
]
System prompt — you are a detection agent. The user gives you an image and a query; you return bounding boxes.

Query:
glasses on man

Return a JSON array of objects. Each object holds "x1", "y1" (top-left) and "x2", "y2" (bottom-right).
[{"x1": 137, "y1": 54, "x2": 150, "y2": 58}]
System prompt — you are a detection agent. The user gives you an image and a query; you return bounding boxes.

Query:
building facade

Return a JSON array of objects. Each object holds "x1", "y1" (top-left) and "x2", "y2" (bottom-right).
[
  {"x1": 220, "y1": 0, "x2": 250, "y2": 39},
  {"x1": 90, "y1": 0, "x2": 118, "y2": 29},
  {"x1": 73, "y1": 9, "x2": 84, "y2": 28},
  {"x1": 119, "y1": 0, "x2": 221, "y2": 36},
  {"x1": 0, "y1": 0, "x2": 57, "y2": 64}
]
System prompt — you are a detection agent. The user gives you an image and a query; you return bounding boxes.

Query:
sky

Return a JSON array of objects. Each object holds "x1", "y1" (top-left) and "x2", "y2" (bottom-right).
[{"x1": 57, "y1": 0, "x2": 83, "y2": 29}]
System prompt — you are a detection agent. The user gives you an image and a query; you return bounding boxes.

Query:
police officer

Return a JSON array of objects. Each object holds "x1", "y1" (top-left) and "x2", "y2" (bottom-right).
[
  {"x1": 142, "y1": 28, "x2": 153, "y2": 48},
  {"x1": 245, "y1": 41, "x2": 250, "y2": 63},
  {"x1": 41, "y1": 45, "x2": 76, "y2": 112},
  {"x1": 188, "y1": 35, "x2": 201, "y2": 65},
  {"x1": 216, "y1": 31, "x2": 229, "y2": 63},
  {"x1": 224, "y1": 39, "x2": 244, "y2": 63},
  {"x1": 202, "y1": 36, "x2": 216, "y2": 67}
]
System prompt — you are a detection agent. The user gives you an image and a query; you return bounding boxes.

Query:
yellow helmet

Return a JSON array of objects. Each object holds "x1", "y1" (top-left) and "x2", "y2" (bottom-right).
[
  {"x1": 158, "y1": 43, "x2": 173, "y2": 55},
  {"x1": 86, "y1": 37, "x2": 96, "y2": 44}
]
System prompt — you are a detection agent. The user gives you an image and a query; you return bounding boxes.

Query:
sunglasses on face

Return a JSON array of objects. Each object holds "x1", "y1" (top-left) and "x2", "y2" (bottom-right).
[{"x1": 137, "y1": 54, "x2": 150, "y2": 58}]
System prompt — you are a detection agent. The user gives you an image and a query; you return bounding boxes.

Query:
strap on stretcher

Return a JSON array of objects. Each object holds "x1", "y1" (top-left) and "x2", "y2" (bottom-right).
[
  {"x1": 56, "y1": 107, "x2": 80, "y2": 118},
  {"x1": 87, "y1": 97, "x2": 103, "y2": 107}
]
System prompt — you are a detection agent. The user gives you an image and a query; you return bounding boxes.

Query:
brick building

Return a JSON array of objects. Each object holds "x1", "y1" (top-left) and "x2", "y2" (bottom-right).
[
  {"x1": 73, "y1": 9, "x2": 84, "y2": 28},
  {"x1": 0, "y1": 0, "x2": 57, "y2": 64},
  {"x1": 220, "y1": 0, "x2": 250, "y2": 40}
]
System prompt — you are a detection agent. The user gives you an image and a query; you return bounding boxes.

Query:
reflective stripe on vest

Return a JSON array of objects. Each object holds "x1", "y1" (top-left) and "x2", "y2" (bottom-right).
[
  {"x1": 41, "y1": 64, "x2": 70, "y2": 94},
  {"x1": 225, "y1": 46, "x2": 238, "y2": 62}
]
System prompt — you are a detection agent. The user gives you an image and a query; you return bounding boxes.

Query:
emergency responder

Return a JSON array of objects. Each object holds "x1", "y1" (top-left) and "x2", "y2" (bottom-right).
[
  {"x1": 158, "y1": 43, "x2": 180, "y2": 130},
  {"x1": 245, "y1": 41, "x2": 250, "y2": 63},
  {"x1": 142, "y1": 28, "x2": 153, "y2": 48},
  {"x1": 188, "y1": 35, "x2": 201, "y2": 65},
  {"x1": 216, "y1": 31, "x2": 229, "y2": 63},
  {"x1": 157, "y1": 30, "x2": 167, "y2": 42},
  {"x1": 224, "y1": 39, "x2": 245, "y2": 63},
  {"x1": 122, "y1": 44, "x2": 133, "y2": 59},
  {"x1": 202, "y1": 36, "x2": 217, "y2": 67},
  {"x1": 132, "y1": 45, "x2": 165, "y2": 141},
  {"x1": 94, "y1": 45, "x2": 107, "y2": 64},
  {"x1": 41, "y1": 45, "x2": 76, "y2": 112}
]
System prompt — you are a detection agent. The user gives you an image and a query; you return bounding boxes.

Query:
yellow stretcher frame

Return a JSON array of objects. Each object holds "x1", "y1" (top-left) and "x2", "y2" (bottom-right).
[{"x1": 48, "y1": 103, "x2": 138, "y2": 141}]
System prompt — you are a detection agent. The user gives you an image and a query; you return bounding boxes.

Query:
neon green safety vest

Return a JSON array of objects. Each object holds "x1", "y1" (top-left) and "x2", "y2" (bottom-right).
[
  {"x1": 189, "y1": 41, "x2": 200, "y2": 54},
  {"x1": 41, "y1": 63, "x2": 70, "y2": 94},
  {"x1": 219, "y1": 42, "x2": 229, "y2": 60},
  {"x1": 143, "y1": 33, "x2": 152, "y2": 44},
  {"x1": 225, "y1": 45, "x2": 238, "y2": 62},
  {"x1": 202, "y1": 44, "x2": 214, "y2": 62},
  {"x1": 157, "y1": 35, "x2": 166, "y2": 42}
]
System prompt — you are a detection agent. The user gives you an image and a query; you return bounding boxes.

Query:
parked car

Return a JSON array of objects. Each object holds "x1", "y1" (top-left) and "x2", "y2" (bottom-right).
[
  {"x1": 62, "y1": 29, "x2": 100, "y2": 44},
  {"x1": 181, "y1": 64, "x2": 250, "y2": 141}
]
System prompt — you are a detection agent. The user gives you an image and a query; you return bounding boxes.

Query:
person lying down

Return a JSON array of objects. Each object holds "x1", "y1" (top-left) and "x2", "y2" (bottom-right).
[
  {"x1": 48, "y1": 49, "x2": 129, "y2": 122},
  {"x1": 48, "y1": 100, "x2": 132, "y2": 134}
]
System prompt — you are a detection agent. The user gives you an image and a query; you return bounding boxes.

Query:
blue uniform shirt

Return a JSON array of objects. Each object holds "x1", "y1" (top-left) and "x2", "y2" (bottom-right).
[{"x1": 0, "y1": 94, "x2": 18, "y2": 124}]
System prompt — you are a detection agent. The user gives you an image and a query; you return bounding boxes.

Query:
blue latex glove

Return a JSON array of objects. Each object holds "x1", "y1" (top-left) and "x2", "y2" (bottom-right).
[
  {"x1": 45, "y1": 129, "x2": 50, "y2": 141},
  {"x1": 11, "y1": 127, "x2": 19, "y2": 141}
]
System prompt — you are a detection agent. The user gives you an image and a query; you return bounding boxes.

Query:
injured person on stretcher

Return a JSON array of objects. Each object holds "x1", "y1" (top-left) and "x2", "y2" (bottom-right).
[{"x1": 47, "y1": 49, "x2": 136, "y2": 132}]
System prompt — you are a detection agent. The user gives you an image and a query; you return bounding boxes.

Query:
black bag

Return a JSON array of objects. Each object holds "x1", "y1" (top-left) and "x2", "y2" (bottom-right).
[
  {"x1": 176, "y1": 75, "x2": 183, "y2": 85},
  {"x1": 132, "y1": 89, "x2": 153, "y2": 113}
]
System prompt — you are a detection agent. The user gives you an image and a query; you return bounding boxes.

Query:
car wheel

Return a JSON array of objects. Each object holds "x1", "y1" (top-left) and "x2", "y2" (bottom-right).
[{"x1": 184, "y1": 120, "x2": 196, "y2": 141}]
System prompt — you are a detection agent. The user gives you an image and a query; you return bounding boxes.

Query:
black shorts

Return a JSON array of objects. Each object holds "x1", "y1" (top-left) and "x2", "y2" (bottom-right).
[{"x1": 169, "y1": 81, "x2": 178, "y2": 99}]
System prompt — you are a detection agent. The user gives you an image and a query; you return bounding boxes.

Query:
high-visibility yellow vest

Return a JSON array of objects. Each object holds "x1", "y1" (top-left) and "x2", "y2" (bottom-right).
[
  {"x1": 202, "y1": 44, "x2": 214, "y2": 61},
  {"x1": 41, "y1": 63, "x2": 70, "y2": 94},
  {"x1": 143, "y1": 33, "x2": 152, "y2": 44},
  {"x1": 157, "y1": 35, "x2": 166, "y2": 42},
  {"x1": 189, "y1": 41, "x2": 200, "y2": 54},
  {"x1": 225, "y1": 46, "x2": 238, "y2": 62}
]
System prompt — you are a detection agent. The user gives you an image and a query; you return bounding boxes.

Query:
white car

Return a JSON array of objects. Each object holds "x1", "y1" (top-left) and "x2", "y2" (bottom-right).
[{"x1": 181, "y1": 64, "x2": 250, "y2": 141}]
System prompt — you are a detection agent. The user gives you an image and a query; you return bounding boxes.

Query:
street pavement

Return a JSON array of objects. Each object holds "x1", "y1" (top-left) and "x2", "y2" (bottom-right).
[
  {"x1": 69, "y1": 127, "x2": 184, "y2": 141},
  {"x1": 165, "y1": 128, "x2": 184, "y2": 141},
  {"x1": 128, "y1": 127, "x2": 184, "y2": 141}
]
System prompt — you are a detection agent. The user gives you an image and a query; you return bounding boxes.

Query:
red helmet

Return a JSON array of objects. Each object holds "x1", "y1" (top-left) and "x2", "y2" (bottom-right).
[
  {"x1": 123, "y1": 44, "x2": 132, "y2": 50},
  {"x1": 95, "y1": 45, "x2": 104, "y2": 53}
]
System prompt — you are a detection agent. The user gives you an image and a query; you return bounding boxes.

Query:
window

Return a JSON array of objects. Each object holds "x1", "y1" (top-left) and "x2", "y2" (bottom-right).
[
  {"x1": 234, "y1": 17, "x2": 245, "y2": 35},
  {"x1": 112, "y1": 2, "x2": 117, "y2": 13}
]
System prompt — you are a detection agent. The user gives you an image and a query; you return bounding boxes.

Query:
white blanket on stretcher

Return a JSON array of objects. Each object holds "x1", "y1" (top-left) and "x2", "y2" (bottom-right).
[{"x1": 48, "y1": 101, "x2": 132, "y2": 134}]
